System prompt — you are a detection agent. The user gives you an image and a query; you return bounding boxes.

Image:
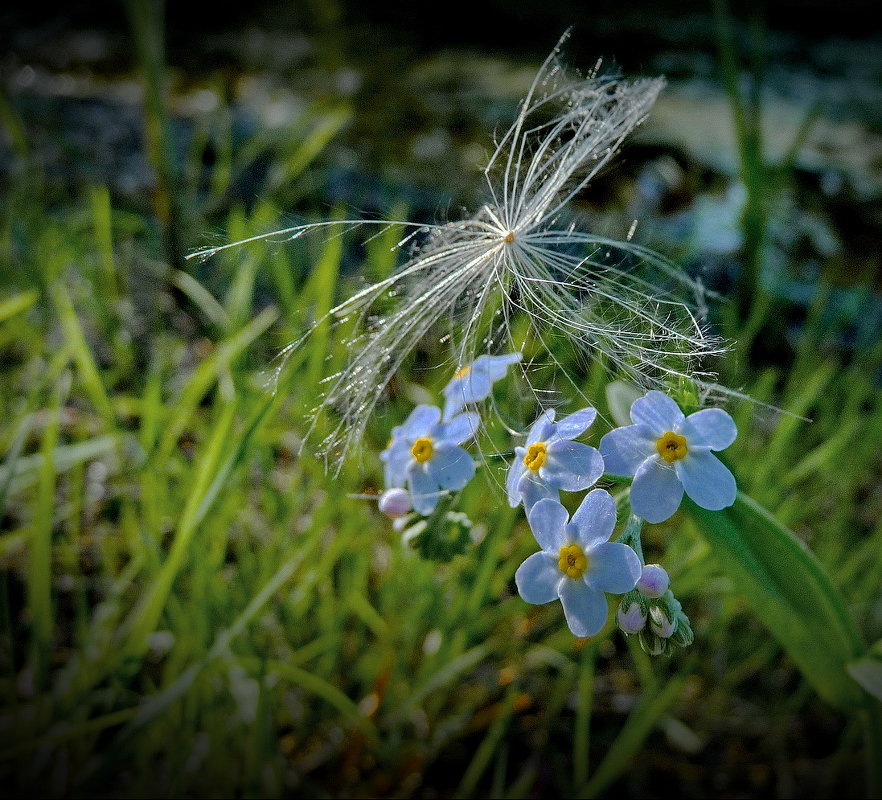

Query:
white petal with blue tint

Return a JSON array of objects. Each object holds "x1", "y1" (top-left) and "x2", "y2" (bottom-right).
[
  {"x1": 586, "y1": 542, "x2": 642, "y2": 594},
  {"x1": 599, "y1": 424, "x2": 656, "y2": 476},
  {"x1": 427, "y1": 444, "x2": 476, "y2": 491},
  {"x1": 482, "y1": 352, "x2": 522, "y2": 380},
  {"x1": 517, "y1": 472, "x2": 558, "y2": 511},
  {"x1": 407, "y1": 465, "x2": 440, "y2": 515},
  {"x1": 527, "y1": 499, "x2": 570, "y2": 552},
  {"x1": 549, "y1": 407, "x2": 597, "y2": 442},
  {"x1": 515, "y1": 552, "x2": 561, "y2": 605},
  {"x1": 442, "y1": 373, "x2": 492, "y2": 419},
  {"x1": 570, "y1": 488, "x2": 618, "y2": 548},
  {"x1": 630, "y1": 391, "x2": 685, "y2": 435},
  {"x1": 434, "y1": 411, "x2": 480, "y2": 445},
  {"x1": 506, "y1": 450, "x2": 527, "y2": 507},
  {"x1": 526, "y1": 410, "x2": 556, "y2": 445},
  {"x1": 558, "y1": 581, "x2": 608, "y2": 638},
  {"x1": 680, "y1": 408, "x2": 737, "y2": 450},
  {"x1": 630, "y1": 458, "x2": 684, "y2": 523},
  {"x1": 400, "y1": 404, "x2": 442, "y2": 438},
  {"x1": 541, "y1": 441, "x2": 604, "y2": 491},
  {"x1": 381, "y1": 439, "x2": 412, "y2": 488},
  {"x1": 675, "y1": 450, "x2": 736, "y2": 510}
]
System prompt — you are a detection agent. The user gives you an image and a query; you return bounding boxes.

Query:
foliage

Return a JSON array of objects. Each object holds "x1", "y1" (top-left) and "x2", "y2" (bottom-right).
[{"x1": 1, "y1": 21, "x2": 881, "y2": 800}]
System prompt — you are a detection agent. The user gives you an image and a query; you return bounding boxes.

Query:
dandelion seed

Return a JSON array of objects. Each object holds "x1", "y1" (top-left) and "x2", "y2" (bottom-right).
[{"x1": 189, "y1": 32, "x2": 726, "y2": 468}]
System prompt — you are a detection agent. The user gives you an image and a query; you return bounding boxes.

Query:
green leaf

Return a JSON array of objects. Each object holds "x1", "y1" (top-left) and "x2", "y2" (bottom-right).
[
  {"x1": 687, "y1": 492, "x2": 868, "y2": 710},
  {"x1": 848, "y1": 639, "x2": 882, "y2": 703}
]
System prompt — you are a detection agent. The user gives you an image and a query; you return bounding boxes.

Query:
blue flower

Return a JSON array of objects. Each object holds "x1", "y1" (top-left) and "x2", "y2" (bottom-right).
[
  {"x1": 515, "y1": 491, "x2": 641, "y2": 637},
  {"x1": 599, "y1": 390, "x2": 737, "y2": 523},
  {"x1": 380, "y1": 423, "x2": 407, "y2": 488},
  {"x1": 442, "y1": 352, "x2": 522, "y2": 420},
  {"x1": 506, "y1": 408, "x2": 604, "y2": 511},
  {"x1": 382, "y1": 404, "x2": 479, "y2": 515}
]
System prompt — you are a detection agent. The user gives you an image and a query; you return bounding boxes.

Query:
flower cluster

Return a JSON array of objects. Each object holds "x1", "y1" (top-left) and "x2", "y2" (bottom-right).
[
  {"x1": 378, "y1": 353, "x2": 522, "y2": 518},
  {"x1": 374, "y1": 358, "x2": 738, "y2": 647}
]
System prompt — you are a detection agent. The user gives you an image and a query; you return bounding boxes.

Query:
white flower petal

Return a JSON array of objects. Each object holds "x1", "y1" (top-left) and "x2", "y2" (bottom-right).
[
  {"x1": 518, "y1": 472, "x2": 558, "y2": 512},
  {"x1": 541, "y1": 441, "x2": 604, "y2": 491},
  {"x1": 475, "y1": 353, "x2": 523, "y2": 382},
  {"x1": 515, "y1": 552, "x2": 561, "y2": 605},
  {"x1": 599, "y1": 424, "x2": 656, "y2": 476},
  {"x1": 506, "y1": 451, "x2": 527, "y2": 507},
  {"x1": 570, "y1": 488, "x2": 617, "y2": 547},
  {"x1": 427, "y1": 444, "x2": 476, "y2": 491},
  {"x1": 434, "y1": 412, "x2": 480, "y2": 445},
  {"x1": 527, "y1": 498, "x2": 570, "y2": 552},
  {"x1": 549, "y1": 407, "x2": 597, "y2": 442},
  {"x1": 680, "y1": 408, "x2": 737, "y2": 450},
  {"x1": 526, "y1": 409, "x2": 556, "y2": 445},
  {"x1": 558, "y1": 580, "x2": 608, "y2": 638},
  {"x1": 407, "y1": 464, "x2": 441, "y2": 515},
  {"x1": 443, "y1": 372, "x2": 493, "y2": 416},
  {"x1": 586, "y1": 541, "x2": 641, "y2": 594},
  {"x1": 630, "y1": 391, "x2": 685, "y2": 436},
  {"x1": 675, "y1": 450, "x2": 737, "y2": 511},
  {"x1": 630, "y1": 458, "x2": 684, "y2": 523},
  {"x1": 401, "y1": 404, "x2": 442, "y2": 438},
  {"x1": 381, "y1": 439, "x2": 411, "y2": 488}
]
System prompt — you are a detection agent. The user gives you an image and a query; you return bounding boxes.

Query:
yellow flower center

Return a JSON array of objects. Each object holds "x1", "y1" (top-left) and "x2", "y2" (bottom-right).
[
  {"x1": 411, "y1": 437, "x2": 434, "y2": 463},
  {"x1": 558, "y1": 544, "x2": 589, "y2": 580},
  {"x1": 656, "y1": 431, "x2": 688, "y2": 463},
  {"x1": 523, "y1": 442, "x2": 547, "y2": 472},
  {"x1": 454, "y1": 365, "x2": 471, "y2": 379}
]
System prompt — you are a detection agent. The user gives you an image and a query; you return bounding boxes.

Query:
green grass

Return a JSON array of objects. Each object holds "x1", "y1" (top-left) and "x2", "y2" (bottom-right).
[{"x1": 1, "y1": 29, "x2": 881, "y2": 799}]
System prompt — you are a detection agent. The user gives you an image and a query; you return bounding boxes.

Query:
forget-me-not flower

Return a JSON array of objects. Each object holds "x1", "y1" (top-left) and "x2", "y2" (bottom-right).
[
  {"x1": 442, "y1": 352, "x2": 522, "y2": 420},
  {"x1": 381, "y1": 405, "x2": 479, "y2": 515},
  {"x1": 515, "y1": 490, "x2": 641, "y2": 637},
  {"x1": 599, "y1": 390, "x2": 737, "y2": 523},
  {"x1": 506, "y1": 408, "x2": 604, "y2": 511}
]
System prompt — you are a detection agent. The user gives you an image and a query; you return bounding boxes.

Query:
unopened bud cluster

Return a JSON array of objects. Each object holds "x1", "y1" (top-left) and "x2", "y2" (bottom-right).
[{"x1": 616, "y1": 564, "x2": 693, "y2": 655}]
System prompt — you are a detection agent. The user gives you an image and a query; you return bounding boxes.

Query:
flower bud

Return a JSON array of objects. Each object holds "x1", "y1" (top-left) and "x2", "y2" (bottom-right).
[
  {"x1": 616, "y1": 599, "x2": 647, "y2": 634},
  {"x1": 671, "y1": 614, "x2": 694, "y2": 647},
  {"x1": 637, "y1": 564, "x2": 670, "y2": 599},
  {"x1": 649, "y1": 605, "x2": 677, "y2": 638},
  {"x1": 638, "y1": 628, "x2": 667, "y2": 656},
  {"x1": 378, "y1": 488, "x2": 411, "y2": 519}
]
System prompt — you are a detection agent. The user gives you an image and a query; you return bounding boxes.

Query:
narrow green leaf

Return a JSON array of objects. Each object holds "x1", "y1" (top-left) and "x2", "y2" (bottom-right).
[
  {"x1": 848, "y1": 639, "x2": 882, "y2": 703},
  {"x1": 51, "y1": 284, "x2": 115, "y2": 426},
  {"x1": 687, "y1": 492, "x2": 867, "y2": 710},
  {"x1": 848, "y1": 659, "x2": 882, "y2": 702},
  {"x1": 122, "y1": 390, "x2": 278, "y2": 663},
  {"x1": 579, "y1": 666, "x2": 690, "y2": 798},
  {"x1": 29, "y1": 379, "x2": 63, "y2": 682},
  {"x1": 122, "y1": 553, "x2": 302, "y2": 734},
  {"x1": 0, "y1": 290, "x2": 38, "y2": 324}
]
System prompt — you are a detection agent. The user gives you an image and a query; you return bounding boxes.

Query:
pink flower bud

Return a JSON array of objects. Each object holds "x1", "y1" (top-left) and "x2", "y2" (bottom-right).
[
  {"x1": 616, "y1": 600, "x2": 647, "y2": 634},
  {"x1": 637, "y1": 564, "x2": 670, "y2": 598},
  {"x1": 378, "y1": 488, "x2": 411, "y2": 519}
]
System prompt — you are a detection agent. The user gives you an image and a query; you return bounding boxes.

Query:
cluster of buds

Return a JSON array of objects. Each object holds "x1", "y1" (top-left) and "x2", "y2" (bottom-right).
[{"x1": 617, "y1": 564, "x2": 693, "y2": 655}]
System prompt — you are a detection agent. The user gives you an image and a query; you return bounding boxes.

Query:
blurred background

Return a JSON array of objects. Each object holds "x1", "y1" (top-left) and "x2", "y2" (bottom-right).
[{"x1": 1, "y1": 0, "x2": 881, "y2": 796}]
